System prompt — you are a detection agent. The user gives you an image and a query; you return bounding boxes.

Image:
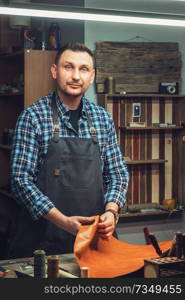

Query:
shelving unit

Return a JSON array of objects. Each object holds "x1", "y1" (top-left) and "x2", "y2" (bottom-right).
[
  {"x1": 120, "y1": 126, "x2": 183, "y2": 131},
  {"x1": 0, "y1": 93, "x2": 23, "y2": 97},
  {"x1": 98, "y1": 93, "x2": 185, "y2": 209},
  {"x1": 0, "y1": 49, "x2": 56, "y2": 226},
  {"x1": 125, "y1": 159, "x2": 167, "y2": 165}
]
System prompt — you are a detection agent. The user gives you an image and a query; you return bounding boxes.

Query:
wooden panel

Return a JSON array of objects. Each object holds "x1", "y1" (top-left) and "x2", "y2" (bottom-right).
[
  {"x1": 106, "y1": 98, "x2": 113, "y2": 117},
  {"x1": 146, "y1": 99, "x2": 152, "y2": 204},
  {"x1": 164, "y1": 98, "x2": 173, "y2": 199},
  {"x1": 139, "y1": 99, "x2": 147, "y2": 204},
  {"x1": 120, "y1": 99, "x2": 125, "y2": 151},
  {"x1": 95, "y1": 42, "x2": 181, "y2": 94},
  {"x1": 98, "y1": 94, "x2": 185, "y2": 207},
  {"x1": 132, "y1": 125, "x2": 139, "y2": 204},
  {"x1": 159, "y1": 98, "x2": 165, "y2": 203},
  {"x1": 24, "y1": 50, "x2": 56, "y2": 107},
  {"x1": 151, "y1": 98, "x2": 159, "y2": 204},
  {"x1": 113, "y1": 100, "x2": 119, "y2": 136},
  {"x1": 140, "y1": 165, "x2": 146, "y2": 204}
]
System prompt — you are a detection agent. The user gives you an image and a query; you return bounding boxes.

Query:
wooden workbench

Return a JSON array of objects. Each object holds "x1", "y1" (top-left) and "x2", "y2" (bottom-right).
[{"x1": 0, "y1": 253, "x2": 80, "y2": 278}]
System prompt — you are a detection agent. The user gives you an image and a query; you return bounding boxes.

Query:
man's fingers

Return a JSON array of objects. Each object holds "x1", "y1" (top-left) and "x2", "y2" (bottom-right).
[
  {"x1": 99, "y1": 214, "x2": 106, "y2": 222},
  {"x1": 98, "y1": 220, "x2": 112, "y2": 229},
  {"x1": 98, "y1": 224, "x2": 114, "y2": 234},
  {"x1": 79, "y1": 216, "x2": 95, "y2": 224},
  {"x1": 100, "y1": 234, "x2": 112, "y2": 240}
]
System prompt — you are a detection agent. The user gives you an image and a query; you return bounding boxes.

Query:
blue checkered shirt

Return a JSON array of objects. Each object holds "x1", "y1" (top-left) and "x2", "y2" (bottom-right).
[{"x1": 11, "y1": 92, "x2": 129, "y2": 220}]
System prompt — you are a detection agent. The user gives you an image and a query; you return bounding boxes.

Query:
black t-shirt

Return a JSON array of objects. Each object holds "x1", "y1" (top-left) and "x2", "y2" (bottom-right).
[{"x1": 69, "y1": 102, "x2": 82, "y2": 133}]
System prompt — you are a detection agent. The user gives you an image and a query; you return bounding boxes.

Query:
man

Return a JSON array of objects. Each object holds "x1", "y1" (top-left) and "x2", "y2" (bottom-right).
[{"x1": 8, "y1": 43, "x2": 129, "y2": 258}]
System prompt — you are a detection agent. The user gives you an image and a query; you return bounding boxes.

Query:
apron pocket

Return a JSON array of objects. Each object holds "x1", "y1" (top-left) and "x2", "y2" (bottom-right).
[{"x1": 60, "y1": 156, "x2": 94, "y2": 188}]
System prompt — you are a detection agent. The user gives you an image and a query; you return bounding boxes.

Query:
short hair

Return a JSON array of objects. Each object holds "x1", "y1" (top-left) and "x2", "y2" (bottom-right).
[{"x1": 54, "y1": 42, "x2": 94, "y2": 66}]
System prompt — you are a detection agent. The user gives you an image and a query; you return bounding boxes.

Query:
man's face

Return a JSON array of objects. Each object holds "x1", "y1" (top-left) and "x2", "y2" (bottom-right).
[{"x1": 51, "y1": 50, "x2": 95, "y2": 98}]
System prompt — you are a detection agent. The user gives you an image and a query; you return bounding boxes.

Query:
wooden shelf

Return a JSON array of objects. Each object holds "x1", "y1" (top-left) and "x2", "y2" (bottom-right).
[
  {"x1": 119, "y1": 209, "x2": 183, "y2": 220},
  {"x1": 0, "y1": 50, "x2": 24, "y2": 59},
  {"x1": 0, "y1": 93, "x2": 23, "y2": 97},
  {"x1": 120, "y1": 210, "x2": 169, "y2": 218},
  {"x1": 120, "y1": 126, "x2": 183, "y2": 131},
  {"x1": 0, "y1": 188, "x2": 12, "y2": 198},
  {"x1": 105, "y1": 93, "x2": 185, "y2": 98},
  {"x1": 125, "y1": 159, "x2": 167, "y2": 165},
  {"x1": 0, "y1": 144, "x2": 11, "y2": 150}
]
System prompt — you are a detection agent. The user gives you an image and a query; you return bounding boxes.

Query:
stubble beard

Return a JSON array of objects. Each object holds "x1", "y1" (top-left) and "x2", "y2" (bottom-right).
[{"x1": 58, "y1": 85, "x2": 83, "y2": 98}]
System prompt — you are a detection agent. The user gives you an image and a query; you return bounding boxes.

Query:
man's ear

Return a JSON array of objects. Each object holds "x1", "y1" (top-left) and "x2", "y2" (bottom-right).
[
  {"x1": 90, "y1": 69, "x2": 95, "y2": 84},
  {"x1": 51, "y1": 64, "x2": 57, "y2": 79}
]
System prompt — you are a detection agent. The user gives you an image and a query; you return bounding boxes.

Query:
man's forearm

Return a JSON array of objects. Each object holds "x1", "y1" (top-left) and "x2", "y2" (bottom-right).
[
  {"x1": 43, "y1": 207, "x2": 95, "y2": 236},
  {"x1": 44, "y1": 207, "x2": 68, "y2": 228}
]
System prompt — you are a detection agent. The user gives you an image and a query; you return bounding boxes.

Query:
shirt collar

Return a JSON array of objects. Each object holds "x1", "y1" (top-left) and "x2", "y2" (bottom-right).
[{"x1": 54, "y1": 91, "x2": 89, "y2": 120}]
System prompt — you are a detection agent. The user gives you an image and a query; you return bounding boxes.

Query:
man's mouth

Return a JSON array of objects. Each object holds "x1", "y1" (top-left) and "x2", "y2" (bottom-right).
[{"x1": 68, "y1": 83, "x2": 82, "y2": 87}]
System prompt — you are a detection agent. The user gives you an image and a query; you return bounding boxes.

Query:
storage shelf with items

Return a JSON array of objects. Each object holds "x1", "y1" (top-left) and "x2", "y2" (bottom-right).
[
  {"x1": 0, "y1": 49, "x2": 56, "y2": 185},
  {"x1": 97, "y1": 93, "x2": 185, "y2": 213},
  {"x1": 0, "y1": 51, "x2": 24, "y2": 207},
  {"x1": 0, "y1": 92, "x2": 24, "y2": 97},
  {"x1": 0, "y1": 49, "x2": 56, "y2": 244}
]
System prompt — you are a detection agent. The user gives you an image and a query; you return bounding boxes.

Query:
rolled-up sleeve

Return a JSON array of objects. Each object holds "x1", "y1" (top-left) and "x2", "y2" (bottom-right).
[{"x1": 11, "y1": 110, "x2": 54, "y2": 220}]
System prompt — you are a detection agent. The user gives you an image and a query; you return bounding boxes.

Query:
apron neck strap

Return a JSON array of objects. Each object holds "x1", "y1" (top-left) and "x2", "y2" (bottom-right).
[
  {"x1": 86, "y1": 115, "x2": 98, "y2": 144},
  {"x1": 51, "y1": 92, "x2": 98, "y2": 143},
  {"x1": 51, "y1": 92, "x2": 60, "y2": 142}
]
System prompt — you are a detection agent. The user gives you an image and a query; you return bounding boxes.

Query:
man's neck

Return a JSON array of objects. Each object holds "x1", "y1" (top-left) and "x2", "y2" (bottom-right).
[{"x1": 57, "y1": 89, "x2": 82, "y2": 110}]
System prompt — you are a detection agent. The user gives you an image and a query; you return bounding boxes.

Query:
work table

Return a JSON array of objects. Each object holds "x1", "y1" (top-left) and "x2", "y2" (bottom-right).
[{"x1": 0, "y1": 253, "x2": 79, "y2": 278}]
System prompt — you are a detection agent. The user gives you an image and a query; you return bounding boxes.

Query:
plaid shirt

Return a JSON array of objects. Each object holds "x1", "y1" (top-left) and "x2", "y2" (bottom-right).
[{"x1": 11, "y1": 92, "x2": 129, "y2": 220}]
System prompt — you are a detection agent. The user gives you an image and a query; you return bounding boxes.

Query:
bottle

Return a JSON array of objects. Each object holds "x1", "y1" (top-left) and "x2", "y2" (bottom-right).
[
  {"x1": 41, "y1": 30, "x2": 46, "y2": 51},
  {"x1": 48, "y1": 23, "x2": 61, "y2": 50}
]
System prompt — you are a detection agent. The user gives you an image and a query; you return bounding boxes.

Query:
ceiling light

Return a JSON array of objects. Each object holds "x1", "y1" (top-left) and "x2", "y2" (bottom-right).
[{"x1": 1, "y1": 3, "x2": 185, "y2": 27}]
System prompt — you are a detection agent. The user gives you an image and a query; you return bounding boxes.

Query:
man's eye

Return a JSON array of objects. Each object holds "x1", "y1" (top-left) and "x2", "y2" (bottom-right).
[
  {"x1": 81, "y1": 67, "x2": 88, "y2": 72},
  {"x1": 65, "y1": 65, "x2": 72, "y2": 70}
]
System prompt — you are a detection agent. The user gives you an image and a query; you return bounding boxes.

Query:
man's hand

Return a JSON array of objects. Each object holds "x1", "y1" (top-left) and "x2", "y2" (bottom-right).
[
  {"x1": 44, "y1": 207, "x2": 95, "y2": 236},
  {"x1": 97, "y1": 211, "x2": 115, "y2": 240},
  {"x1": 62, "y1": 216, "x2": 95, "y2": 235}
]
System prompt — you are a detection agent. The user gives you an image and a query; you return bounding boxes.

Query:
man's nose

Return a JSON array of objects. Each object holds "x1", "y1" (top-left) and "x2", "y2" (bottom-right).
[{"x1": 72, "y1": 68, "x2": 80, "y2": 80}]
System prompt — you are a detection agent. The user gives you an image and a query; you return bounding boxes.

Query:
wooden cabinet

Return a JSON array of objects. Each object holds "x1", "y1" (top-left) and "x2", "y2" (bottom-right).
[
  {"x1": 24, "y1": 50, "x2": 57, "y2": 108},
  {"x1": 0, "y1": 50, "x2": 56, "y2": 243},
  {"x1": 98, "y1": 93, "x2": 185, "y2": 209}
]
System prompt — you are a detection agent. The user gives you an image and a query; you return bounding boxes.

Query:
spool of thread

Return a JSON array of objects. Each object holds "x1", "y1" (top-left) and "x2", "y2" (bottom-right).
[
  {"x1": 33, "y1": 249, "x2": 46, "y2": 278},
  {"x1": 80, "y1": 266, "x2": 89, "y2": 278},
  {"x1": 47, "y1": 255, "x2": 60, "y2": 278}
]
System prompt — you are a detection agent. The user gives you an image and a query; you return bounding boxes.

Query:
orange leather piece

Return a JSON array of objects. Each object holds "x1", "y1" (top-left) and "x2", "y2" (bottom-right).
[{"x1": 74, "y1": 216, "x2": 172, "y2": 278}]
